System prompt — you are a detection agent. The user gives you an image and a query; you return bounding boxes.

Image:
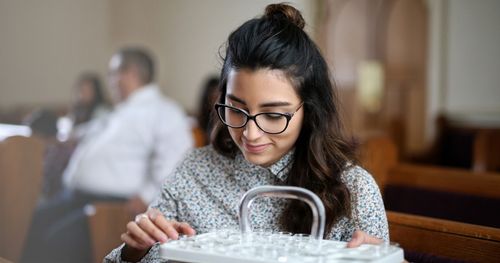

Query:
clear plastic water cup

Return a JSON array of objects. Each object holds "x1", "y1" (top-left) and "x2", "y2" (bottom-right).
[
  {"x1": 380, "y1": 241, "x2": 399, "y2": 253},
  {"x1": 293, "y1": 233, "x2": 311, "y2": 243}
]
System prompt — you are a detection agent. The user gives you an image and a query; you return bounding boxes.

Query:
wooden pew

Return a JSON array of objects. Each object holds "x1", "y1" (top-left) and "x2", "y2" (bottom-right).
[
  {"x1": 473, "y1": 129, "x2": 500, "y2": 173},
  {"x1": 359, "y1": 135, "x2": 500, "y2": 228},
  {"x1": 384, "y1": 163, "x2": 500, "y2": 228},
  {"x1": 359, "y1": 134, "x2": 500, "y2": 198},
  {"x1": 358, "y1": 135, "x2": 399, "y2": 190},
  {"x1": 86, "y1": 202, "x2": 132, "y2": 263},
  {"x1": 387, "y1": 163, "x2": 500, "y2": 199},
  {"x1": 0, "y1": 136, "x2": 44, "y2": 262},
  {"x1": 192, "y1": 126, "x2": 207, "y2": 147},
  {"x1": 388, "y1": 211, "x2": 500, "y2": 262}
]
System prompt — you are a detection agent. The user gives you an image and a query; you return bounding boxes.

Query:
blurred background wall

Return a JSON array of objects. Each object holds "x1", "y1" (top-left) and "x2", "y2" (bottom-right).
[
  {"x1": 444, "y1": 0, "x2": 500, "y2": 114},
  {"x1": 0, "y1": 0, "x2": 315, "y2": 112},
  {"x1": 0, "y1": 0, "x2": 110, "y2": 108},
  {"x1": 0, "y1": 0, "x2": 499, "y2": 157}
]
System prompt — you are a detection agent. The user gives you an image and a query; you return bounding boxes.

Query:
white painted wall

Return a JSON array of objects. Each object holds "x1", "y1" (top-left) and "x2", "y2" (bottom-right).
[
  {"x1": 426, "y1": 0, "x2": 447, "y2": 142},
  {"x1": 0, "y1": 0, "x2": 110, "y2": 108},
  {"x1": 5, "y1": 0, "x2": 495, "y2": 134},
  {"x1": 108, "y1": 0, "x2": 315, "y2": 113},
  {"x1": 445, "y1": 0, "x2": 500, "y2": 114},
  {"x1": 426, "y1": 0, "x2": 500, "y2": 144},
  {"x1": 0, "y1": 0, "x2": 315, "y2": 113}
]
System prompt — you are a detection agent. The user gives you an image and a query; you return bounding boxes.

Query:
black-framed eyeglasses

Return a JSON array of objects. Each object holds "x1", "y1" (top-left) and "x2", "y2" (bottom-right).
[{"x1": 215, "y1": 102, "x2": 303, "y2": 134}]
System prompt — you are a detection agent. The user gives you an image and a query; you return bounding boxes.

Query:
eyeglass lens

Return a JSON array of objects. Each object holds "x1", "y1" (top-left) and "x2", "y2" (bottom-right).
[{"x1": 218, "y1": 106, "x2": 289, "y2": 134}]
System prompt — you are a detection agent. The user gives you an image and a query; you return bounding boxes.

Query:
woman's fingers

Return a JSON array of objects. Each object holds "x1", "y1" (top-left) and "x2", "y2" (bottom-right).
[
  {"x1": 123, "y1": 208, "x2": 196, "y2": 251},
  {"x1": 121, "y1": 232, "x2": 150, "y2": 250},
  {"x1": 169, "y1": 220, "x2": 196, "y2": 237},
  {"x1": 147, "y1": 209, "x2": 196, "y2": 239},
  {"x1": 135, "y1": 214, "x2": 169, "y2": 243},
  {"x1": 148, "y1": 213, "x2": 179, "y2": 240},
  {"x1": 347, "y1": 230, "x2": 383, "y2": 248},
  {"x1": 176, "y1": 221, "x2": 196, "y2": 236},
  {"x1": 125, "y1": 221, "x2": 156, "y2": 249},
  {"x1": 347, "y1": 230, "x2": 364, "y2": 248}
]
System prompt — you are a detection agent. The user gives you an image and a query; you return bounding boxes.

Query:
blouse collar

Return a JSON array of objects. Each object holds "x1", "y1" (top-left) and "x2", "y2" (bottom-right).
[{"x1": 235, "y1": 149, "x2": 294, "y2": 182}]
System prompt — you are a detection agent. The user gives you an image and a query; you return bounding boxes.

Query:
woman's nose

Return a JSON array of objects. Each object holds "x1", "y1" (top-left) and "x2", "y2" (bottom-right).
[{"x1": 243, "y1": 119, "x2": 264, "y2": 140}]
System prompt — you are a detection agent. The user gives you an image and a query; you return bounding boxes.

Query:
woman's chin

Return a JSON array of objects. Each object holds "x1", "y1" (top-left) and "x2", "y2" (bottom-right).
[{"x1": 242, "y1": 151, "x2": 276, "y2": 167}]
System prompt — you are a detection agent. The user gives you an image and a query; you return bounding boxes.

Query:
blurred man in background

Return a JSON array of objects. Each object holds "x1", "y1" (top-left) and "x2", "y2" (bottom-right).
[{"x1": 22, "y1": 47, "x2": 193, "y2": 263}]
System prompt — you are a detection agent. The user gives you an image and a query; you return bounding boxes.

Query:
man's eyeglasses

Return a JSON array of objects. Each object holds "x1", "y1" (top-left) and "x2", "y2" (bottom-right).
[{"x1": 215, "y1": 102, "x2": 303, "y2": 134}]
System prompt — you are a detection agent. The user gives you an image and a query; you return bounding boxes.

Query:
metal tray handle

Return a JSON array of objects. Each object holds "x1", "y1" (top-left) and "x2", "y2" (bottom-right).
[{"x1": 238, "y1": 185, "x2": 326, "y2": 240}]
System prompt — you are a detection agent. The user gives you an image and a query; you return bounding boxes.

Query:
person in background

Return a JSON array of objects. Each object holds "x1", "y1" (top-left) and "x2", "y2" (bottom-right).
[
  {"x1": 23, "y1": 109, "x2": 75, "y2": 202},
  {"x1": 66, "y1": 72, "x2": 111, "y2": 139},
  {"x1": 22, "y1": 47, "x2": 193, "y2": 263},
  {"x1": 23, "y1": 108, "x2": 59, "y2": 139},
  {"x1": 195, "y1": 75, "x2": 220, "y2": 145},
  {"x1": 105, "y1": 4, "x2": 388, "y2": 262},
  {"x1": 71, "y1": 73, "x2": 110, "y2": 125},
  {"x1": 24, "y1": 74, "x2": 110, "y2": 201}
]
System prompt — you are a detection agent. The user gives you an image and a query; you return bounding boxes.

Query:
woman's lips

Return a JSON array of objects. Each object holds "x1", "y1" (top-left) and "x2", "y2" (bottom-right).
[{"x1": 243, "y1": 142, "x2": 270, "y2": 153}]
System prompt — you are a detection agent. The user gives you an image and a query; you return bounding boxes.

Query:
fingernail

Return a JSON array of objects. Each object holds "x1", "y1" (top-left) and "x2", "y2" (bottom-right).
[{"x1": 149, "y1": 212, "x2": 157, "y2": 221}]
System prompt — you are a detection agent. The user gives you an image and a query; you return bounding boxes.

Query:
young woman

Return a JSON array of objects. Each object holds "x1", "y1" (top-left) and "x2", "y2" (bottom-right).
[
  {"x1": 105, "y1": 3, "x2": 388, "y2": 262},
  {"x1": 71, "y1": 73, "x2": 109, "y2": 126}
]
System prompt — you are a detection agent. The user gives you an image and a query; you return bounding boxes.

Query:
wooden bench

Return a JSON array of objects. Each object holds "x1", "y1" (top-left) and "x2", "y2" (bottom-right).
[
  {"x1": 388, "y1": 211, "x2": 500, "y2": 262},
  {"x1": 386, "y1": 163, "x2": 500, "y2": 199},
  {"x1": 87, "y1": 202, "x2": 132, "y2": 263},
  {"x1": 192, "y1": 126, "x2": 208, "y2": 147},
  {"x1": 383, "y1": 163, "x2": 500, "y2": 227},
  {"x1": 358, "y1": 135, "x2": 398, "y2": 189},
  {"x1": 473, "y1": 129, "x2": 500, "y2": 173},
  {"x1": 359, "y1": 135, "x2": 500, "y2": 227},
  {"x1": 0, "y1": 136, "x2": 44, "y2": 262}
]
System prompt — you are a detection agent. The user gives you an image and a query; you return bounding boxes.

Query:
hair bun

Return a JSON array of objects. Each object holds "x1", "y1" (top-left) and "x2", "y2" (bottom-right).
[{"x1": 264, "y1": 3, "x2": 305, "y2": 29}]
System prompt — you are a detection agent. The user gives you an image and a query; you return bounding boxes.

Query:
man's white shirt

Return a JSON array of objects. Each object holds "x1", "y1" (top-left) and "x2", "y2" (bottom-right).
[{"x1": 63, "y1": 84, "x2": 193, "y2": 204}]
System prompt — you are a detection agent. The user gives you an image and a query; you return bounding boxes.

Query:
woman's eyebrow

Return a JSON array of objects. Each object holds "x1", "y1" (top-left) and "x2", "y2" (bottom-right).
[
  {"x1": 260, "y1": 101, "x2": 292, "y2": 108},
  {"x1": 227, "y1": 94, "x2": 292, "y2": 108},
  {"x1": 226, "y1": 94, "x2": 246, "y2": 105},
  {"x1": 226, "y1": 94, "x2": 292, "y2": 108}
]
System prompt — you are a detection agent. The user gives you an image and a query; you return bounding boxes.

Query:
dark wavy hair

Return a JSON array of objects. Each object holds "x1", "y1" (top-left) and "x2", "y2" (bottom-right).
[
  {"x1": 211, "y1": 3, "x2": 356, "y2": 237},
  {"x1": 197, "y1": 76, "x2": 220, "y2": 144},
  {"x1": 73, "y1": 73, "x2": 110, "y2": 125}
]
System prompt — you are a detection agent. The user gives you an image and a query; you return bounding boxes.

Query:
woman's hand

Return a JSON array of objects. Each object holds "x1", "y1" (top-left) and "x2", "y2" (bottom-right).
[
  {"x1": 120, "y1": 208, "x2": 196, "y2": 261},
  {"x1": 347, "y1": 230, "x2": 383, "y2": 248}
]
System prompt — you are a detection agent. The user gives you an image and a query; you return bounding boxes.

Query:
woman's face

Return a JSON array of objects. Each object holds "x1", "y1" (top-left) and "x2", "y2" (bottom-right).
[
  {"x1": 225, "y1": 68, "x2": 304, "y2": 167},
  {"x1": 77, "y1": 81, "x2": 95, "y2": 105}
]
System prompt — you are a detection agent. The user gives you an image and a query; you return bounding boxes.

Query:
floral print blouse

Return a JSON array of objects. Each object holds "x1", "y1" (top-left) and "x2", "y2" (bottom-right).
[{"x1": 105, "y1": 145, "x2": 388, "y2": 262}]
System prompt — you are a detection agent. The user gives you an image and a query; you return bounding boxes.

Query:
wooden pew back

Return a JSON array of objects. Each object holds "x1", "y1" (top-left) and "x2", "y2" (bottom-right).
[
  {"x1": 0, "y1": 136, "x2": 44, "y2": 262},
  {"x1": 384, "y1": 163, "x2": 500, "y2": 228},
  {"x1": 473, "y1": 129, "x2": 500, "y2": 173},
  {"x1": 192, "y1": 126, "x2": 207, "y2": 147},
  {"x1": 87, "y1": 202, "x2": 132, "y2": 263},
  {"x1": 388, "y1": 211, "x2": 500, "y2": 262},
  {"x1": 358, "y1": 135, "x2": 398, "y2": 189},
  {"x1": 387, "y1": 163, "x2": 500, "y2": 199}
]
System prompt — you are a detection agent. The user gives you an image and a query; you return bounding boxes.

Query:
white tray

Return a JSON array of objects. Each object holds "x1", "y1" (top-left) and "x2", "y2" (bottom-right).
[{"x1": 160, "y1": 231, "x2": 404, "y2": 263}]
